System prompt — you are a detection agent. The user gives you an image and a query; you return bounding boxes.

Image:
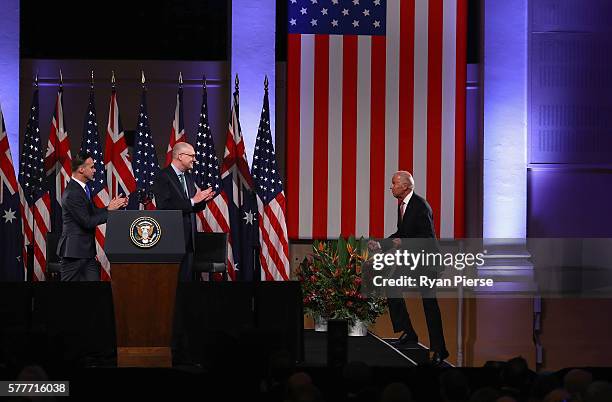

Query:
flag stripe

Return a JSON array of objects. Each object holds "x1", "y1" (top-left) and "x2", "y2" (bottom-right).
[
  {"x1": 413, "y1": 0, "x2": 429, "y2": 198},
  {"x1": 385, "y1": 0, "x2": 401, "y2": 236},
  {"x1": 426, "y1": 0, "x2": 443, "y2": 237},
  {"x1": 312, "y1": 34, "x2": 330, "y2": 238},
  {"x1": 298, "y1": 34, "x2": 315, "y2": 238},
  {"x1": 355, "y1": 37, "x2": 372, "y2": 237},
  {"x1": 327, "y1": 35, "x2": 343, "y2": 237},
  {"x1": 369, "y1": 35, "x2": 386, "y2": 238},
  {"x1": 441, "y1": 0, "x2": 458, "y2": 238},
  {"x1": 454, "y1": 0, "x2": 467, "y2": 238},
  {"x1": 340, "y1": 35, "x2": 358, "y2": 238},
  {"x1": 286, "y1": 34, "x2": 301, "y2": 240},
  {"x1": 398, "y1": 0, "x2": 415, "y2": 173}
]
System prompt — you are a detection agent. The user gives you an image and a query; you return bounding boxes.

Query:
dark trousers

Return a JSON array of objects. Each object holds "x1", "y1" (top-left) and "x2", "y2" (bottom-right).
[
  {"x1": 388, "y1": 293, "x2": 447, "y2": 353},
  {"x1": 60, "y1": 257, "x2": 100, "y2": 281},
  {"x1": 179, "y1": 251, "x2": 193, "y2": 282}
]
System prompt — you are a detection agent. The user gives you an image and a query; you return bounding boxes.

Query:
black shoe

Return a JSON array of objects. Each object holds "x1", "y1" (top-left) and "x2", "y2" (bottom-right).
[
  {"x1": 397, "y1": 331, "x2": 419, "y2": 345},
  {"x1": 430, "y1": 350, "x2": 449, "y2": 366}
]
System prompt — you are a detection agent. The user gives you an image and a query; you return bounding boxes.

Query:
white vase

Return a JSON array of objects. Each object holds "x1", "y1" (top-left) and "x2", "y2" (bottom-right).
[
  {"x1": 314, "y1": 316, "x2": 328, "y2": 332},
  {"x1": 348, "y1": 320, "x2": 368, "y2": 337}
]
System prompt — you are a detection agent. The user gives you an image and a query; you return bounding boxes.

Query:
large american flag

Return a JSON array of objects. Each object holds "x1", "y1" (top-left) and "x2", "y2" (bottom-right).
[
  {"x1": 104, "y1": 83, "x2": 137, "y2": 201},
  {"x1": 18, "y1": 87, "x2": 51, "y2": 281},
  {"x1": 0, "y1": 105, "x2": 25, "y2": 281},
  {"x1": 80, "y1": 86, "x2": 111, "y2": 281},
  {"x1": 165, "y1": 78, "x2": 186, "y2": 166},
  {"x1": 251, "y1": 79, "x2": 290, "y2": 281},
  {"x1": 286, "y1": 0, "x2": 467, "y2": 239},
  {"x1": 132, "y1": 86, "x2": 160, "y2": 209},
  {"x1": 192, "y1": 78, "x2": 234, "y2": 279},
  {"x1": 44, "y1": 85, "x2": 72, "y2": 234},
  {"x1": 221, "y1": 78, "x2": 258, "y2": 281}
]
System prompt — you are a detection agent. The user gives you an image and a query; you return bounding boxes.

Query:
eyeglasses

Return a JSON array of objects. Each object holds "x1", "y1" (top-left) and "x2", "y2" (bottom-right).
[{"x1": 179, "y1": 153, "x2": 196, "y2": 159}]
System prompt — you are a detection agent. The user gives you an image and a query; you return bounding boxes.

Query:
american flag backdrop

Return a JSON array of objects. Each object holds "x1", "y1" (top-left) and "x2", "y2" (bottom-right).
[
  {"x1": 286, "y1": 0, "x2": 467, "y2": 239},
  {"x1": 252, "y1": 78, "x2": 290, "y2": 281},
  {"x1": 80, "y1": 85, "x2": 112, "y2": 281},
  {"x1": 18, "y1": 87, "x2": 51, "y2": 281},
  {"x1": 132, "y1": 85, "x2": 160, "y2": 209},
  {"x1": 192, "y1": 78, "x2": 234, "y2": 279},
  {"x1": 104, "y1": 83, "x2": 137, "y2": 201},
  {"x1": 166, "y1": 78, "x2": 186, "y2": 166},
  {"x1": 44, "y1": 85, "x2": 72, "y2": 234}
]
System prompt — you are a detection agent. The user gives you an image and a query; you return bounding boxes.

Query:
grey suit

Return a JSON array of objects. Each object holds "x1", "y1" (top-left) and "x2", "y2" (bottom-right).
[{"x1": 57, "y1": 179, "x2": 108, "y2": 281}]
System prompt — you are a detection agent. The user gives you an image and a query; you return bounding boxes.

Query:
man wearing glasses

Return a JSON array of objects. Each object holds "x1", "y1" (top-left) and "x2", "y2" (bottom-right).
[{"x1": 151, "y1": 142, "x2": 215, "y2": 281}]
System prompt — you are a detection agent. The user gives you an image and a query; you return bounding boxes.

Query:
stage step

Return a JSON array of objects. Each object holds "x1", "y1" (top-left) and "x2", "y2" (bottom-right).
[{"x1": 388, "y1": 341, "x2": 431, "y2": 365}]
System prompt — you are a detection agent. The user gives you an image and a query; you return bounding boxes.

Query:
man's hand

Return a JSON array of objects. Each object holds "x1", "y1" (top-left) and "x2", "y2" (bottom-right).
[
  {"x1": 368, "y1": 240, "x2": 381, "y2": 252},
  {"x1": 108, "y1": 195, "x2": 128, "y2": 211},
  {"x1": 391, "y1": 238, "x2": 402, "y2": 248},
  {"x1": 192, "y1": 187, "x2": 215, "y2": 204}
]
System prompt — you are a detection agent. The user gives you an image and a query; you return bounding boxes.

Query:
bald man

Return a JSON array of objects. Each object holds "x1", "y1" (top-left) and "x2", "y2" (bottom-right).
[
  {"x1": 151, "y1": 142, "x2": 215, "y2": 281},
  {"x1": 369, "y1": 171, "x2": 449, "y2": 366}
]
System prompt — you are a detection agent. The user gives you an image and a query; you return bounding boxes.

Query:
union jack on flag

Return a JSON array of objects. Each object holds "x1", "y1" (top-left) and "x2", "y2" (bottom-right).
[
  {"x1": 165, "y1": 75, "x2": 186, "y2": 166},
  {"x1": 44, "y1": 84, "x2": 72, "y2": 234},
  {"x1": 0, "y1": 104, "x2": 25, "y2": 281},
  {"x1": 104, "y1": 80, "x2": 137, "y2": 202},
  {"x1": 221, "y1": 77, "x2": 258, "y2": 281}
]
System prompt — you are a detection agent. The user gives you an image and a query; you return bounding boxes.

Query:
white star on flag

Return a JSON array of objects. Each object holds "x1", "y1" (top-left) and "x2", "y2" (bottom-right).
[
  {"x1": 243, "y1": 210, "x2": 255, "y2": 225},
  {"x1": 3, "y1": 208, "x2": 16, "y2": 223}
]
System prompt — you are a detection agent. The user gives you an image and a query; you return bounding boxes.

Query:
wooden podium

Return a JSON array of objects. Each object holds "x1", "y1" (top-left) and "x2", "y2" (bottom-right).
[{"x1": 104, "y1": 210, "x2": 185, "y2": 368}]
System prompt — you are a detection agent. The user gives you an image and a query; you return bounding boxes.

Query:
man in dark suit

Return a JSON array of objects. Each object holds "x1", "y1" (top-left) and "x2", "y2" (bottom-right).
[
  {"x1": 369, "y1": 170, "x2": 449, "y2": 365},
  {"x1": 57, "y1": 151, "x2": 128, "y2": 281},
  {"x1": 151, "y1": 142, "x2": 215, "y2": 281}
]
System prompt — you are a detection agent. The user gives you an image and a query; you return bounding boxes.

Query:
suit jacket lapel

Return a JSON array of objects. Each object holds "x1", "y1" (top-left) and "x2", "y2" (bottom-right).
[
  {"x1": 166, "y1": 167, "x2": 188, "y2": 200},
  {"x1": 399, "y1": 193, "x2": 416, "y2": 227}
]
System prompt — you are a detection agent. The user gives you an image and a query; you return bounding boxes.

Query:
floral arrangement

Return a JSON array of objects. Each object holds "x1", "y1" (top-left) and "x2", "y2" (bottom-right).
[{"x1": 296, "y1": 237, "x2": 387, "y2": 326}]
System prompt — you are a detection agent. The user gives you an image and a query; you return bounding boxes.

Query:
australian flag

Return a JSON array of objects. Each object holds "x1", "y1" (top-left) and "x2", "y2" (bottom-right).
[
  {"x1": 0, "y1": 106, "x2": 24, "y2": 281},
  {"x1": 132, "y1": 86, "x2": 160, "y2": 209},
  {"x1": 220, "y1": 77, "x2": 259, "y2": 281}
]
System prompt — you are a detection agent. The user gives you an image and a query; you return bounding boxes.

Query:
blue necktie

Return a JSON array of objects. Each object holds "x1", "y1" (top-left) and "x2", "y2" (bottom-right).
[{"x1": 85, "y1": 184, "x2": 91, "y2": 200}]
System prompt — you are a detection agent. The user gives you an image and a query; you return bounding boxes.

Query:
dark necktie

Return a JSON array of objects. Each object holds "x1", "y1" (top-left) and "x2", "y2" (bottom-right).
[
  {"x1": 85, "y1": 184, "x2": 91, "y2": 200},
  {"x1": 178, "y1": 173, "x2": 189, "y2": 198}
]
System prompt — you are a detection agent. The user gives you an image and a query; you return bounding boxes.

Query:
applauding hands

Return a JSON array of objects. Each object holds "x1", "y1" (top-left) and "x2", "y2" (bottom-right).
[
  {"x1": 192, "y1": 187, "x2": 215, "y2": 204},
  {"x1": 108, "y1": 195, "x2": 129, "y2": 211}
]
